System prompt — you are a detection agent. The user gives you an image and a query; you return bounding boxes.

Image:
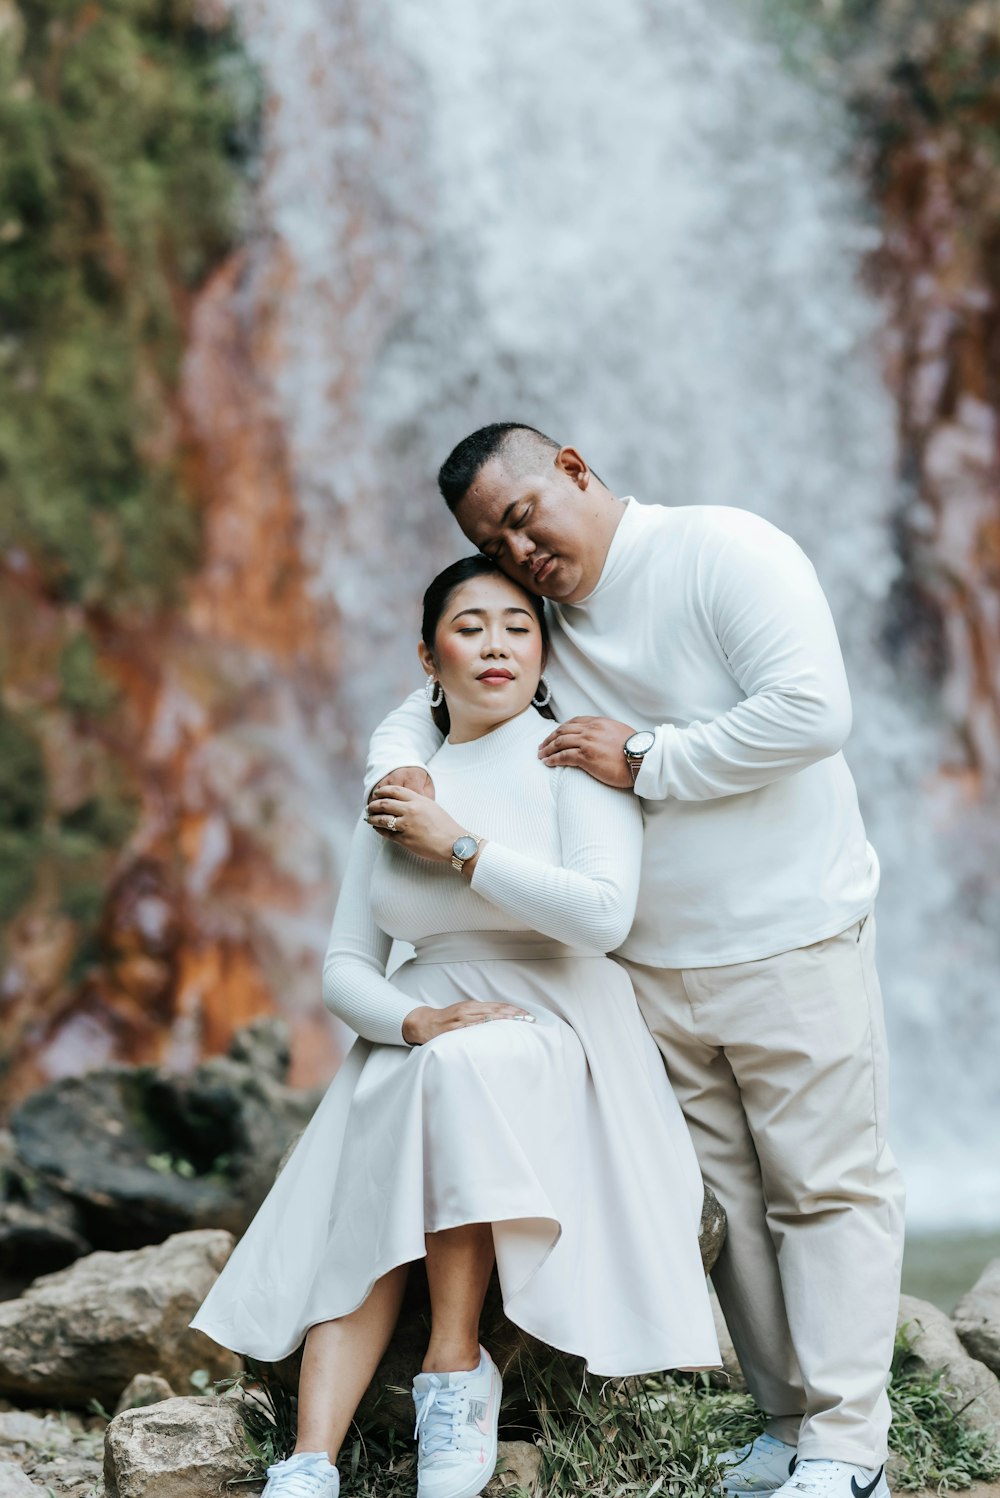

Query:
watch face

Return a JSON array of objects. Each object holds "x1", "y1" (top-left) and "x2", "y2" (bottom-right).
[
  {"x1": 625, "y1": 730, "x2": 656, "y2": 757},
  {"x1": 452, "y1": 835, "x2": 479, "y2": 861}
]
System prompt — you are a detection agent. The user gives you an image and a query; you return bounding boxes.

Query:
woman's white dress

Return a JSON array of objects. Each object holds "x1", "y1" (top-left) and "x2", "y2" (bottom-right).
[{"x1": 191, "y1": 708, "x2": 720, "y2": 1376}]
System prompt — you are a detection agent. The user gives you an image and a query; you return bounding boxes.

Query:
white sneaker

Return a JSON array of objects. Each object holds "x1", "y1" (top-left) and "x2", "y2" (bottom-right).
[
  {"x1": 262, "y1": 1451, "x2": 340, "y2": 1497},
  {"x1": 412, "y1": 1346, "x2": 502, "y2": 1498},
  {"x1": 719, "y1": 1433, "x2": 798, "y2": 1493},
  {"x1": 772, "y1": 1459, "x2": 889, "y2": 1498}
]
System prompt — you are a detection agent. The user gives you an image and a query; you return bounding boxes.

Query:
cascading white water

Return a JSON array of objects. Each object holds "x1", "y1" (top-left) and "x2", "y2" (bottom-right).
[{"x1": 231, "y1": 0, "x2": 998, "y2": 1229}]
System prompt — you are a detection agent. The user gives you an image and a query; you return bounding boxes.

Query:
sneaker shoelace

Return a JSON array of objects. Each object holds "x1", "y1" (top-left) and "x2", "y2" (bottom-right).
[
  {"x1": 413, "y1": 1381, "x2": 464, "y2": 1458},
  {"x1": 265, "y1": 1453, "x2": 336, "y2": 1496},
  {"x1": 785, "y1": 1461, "x2": 864, "y2": 1495}
]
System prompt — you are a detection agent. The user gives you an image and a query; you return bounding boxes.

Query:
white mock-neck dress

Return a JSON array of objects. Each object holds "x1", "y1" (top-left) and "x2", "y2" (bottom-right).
[{"x1": 191, "y1": 708, "x2": 720, "y2": 1376}]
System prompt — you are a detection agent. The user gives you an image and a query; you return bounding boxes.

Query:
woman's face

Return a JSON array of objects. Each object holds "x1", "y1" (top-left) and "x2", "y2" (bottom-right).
[{"x1": 419, "y1": 572, "x2": 545, "y2": 729}]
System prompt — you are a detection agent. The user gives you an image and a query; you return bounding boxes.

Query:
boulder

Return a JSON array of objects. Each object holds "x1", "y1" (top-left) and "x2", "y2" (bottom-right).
[
  {"x1": 114, "y1": 1373, "x2": 177, "y2": 1416},
  {"x1": 699, "y1": 1186, "x2": 727, "y2": 1276},
  {"x1": 489, "y1": 1440, "x2": 542, "y2": 1494},
  {"x1": 897, "y1": 1293, "x2": 1000, "y2": 1438},
  {"x1": 954, "y1": 1260, "x2": 1000, "y2": 1375},
  {"x1": 708, "y1": 1290, "x2": 747, "y2": 1392},
  {"x1": 104, "y1": 1396, "x2": 254, "y2": 1498},
  {"x1": 9, "y1": 1018, "x2": 319, "y2": 1252},
  {"x1": 0, "y1": 1229, "x2": 239, "y2": 1407},
  {"x1": 0, "y1": 1464, "x2": 43, "y2": 1495}
]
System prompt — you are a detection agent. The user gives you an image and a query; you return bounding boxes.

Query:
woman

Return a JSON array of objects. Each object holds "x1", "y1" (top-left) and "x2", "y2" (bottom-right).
[{"x1": 191, "y1": 557, "x2": 720, "y2": 1498}]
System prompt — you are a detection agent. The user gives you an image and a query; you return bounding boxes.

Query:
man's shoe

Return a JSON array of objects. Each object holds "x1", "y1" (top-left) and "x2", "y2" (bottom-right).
[
  {"x1": 262, "y1": 1451, "x2": 340, "y2": 1497},
  {"x1": 412, "y1": 1346, "x2": 502, "y2": 1498},
  {"x1": 718, "y1": 1433, "x2": 798, "y2": 1493},
  {"x1": 772, "y1": 1459, "x2": 889, "y2": 1498}
]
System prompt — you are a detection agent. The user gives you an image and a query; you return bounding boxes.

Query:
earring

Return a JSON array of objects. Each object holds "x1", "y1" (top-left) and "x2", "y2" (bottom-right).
[
  {"x1": 532, "y1": 677, "x2": 552, "y2": 708},
  {"x1": 425, "y1": 677, "x2": 444, "y2": 708}
]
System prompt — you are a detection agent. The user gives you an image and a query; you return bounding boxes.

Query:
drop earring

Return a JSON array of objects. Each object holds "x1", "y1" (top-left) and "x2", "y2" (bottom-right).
[
  {"x1": 425, "y1": 677, "x2": 444, "y2": 708},
  {"x1": 532, "y1": 677, "x2": 552, "y2": 708}
]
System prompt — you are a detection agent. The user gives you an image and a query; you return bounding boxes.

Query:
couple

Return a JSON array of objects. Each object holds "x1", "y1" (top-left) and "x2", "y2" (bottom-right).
[{"x1": 193, "y1": 423, "x2": 905, "y2": 1498}]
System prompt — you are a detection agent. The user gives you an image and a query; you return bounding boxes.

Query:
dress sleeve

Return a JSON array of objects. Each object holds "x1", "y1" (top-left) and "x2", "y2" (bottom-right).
[
  {"x1": 322, "y1": 817, "x2": 424, "y2": 1046},
  {"x1": 635, "y1": 510, "x2": 853, "y2": 802},
  {"x1": 469, "y1": 767, "x2": 643, "y2": 952},
  {"x1": 364, "y1": 688, "x2": 446, "y2": 797}
]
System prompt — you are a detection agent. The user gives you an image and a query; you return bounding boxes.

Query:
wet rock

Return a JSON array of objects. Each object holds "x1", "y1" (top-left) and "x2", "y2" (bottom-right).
[
  {"x1": 10, "y1": 1018, "x2": 318, "y2": 1251},
  {"x1": 104, "y1": 1395, "x2": 254, "y2": 1498},
  {"x1": 699, "y1": 1185, "x2": 727, "y2": 1275},
  {"x1": 954, "y1": 1260, "x2": 1000, "y2": 1375},
  {"x1": 0, "y1": 1229, "x2": 239, "y2": 1407},
  {"x1": 113, "y1": 1373, "x2": 176, "y2": 1416},
  {"x1": 489, "y1": 1440, "x2": 542, "y2": 1494},
  {"x1": 897, "y1": 1293, "x2": 1000, "y2": 1437}
]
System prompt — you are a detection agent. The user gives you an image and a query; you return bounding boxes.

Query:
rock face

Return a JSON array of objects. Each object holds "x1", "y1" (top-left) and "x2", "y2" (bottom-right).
[
  {"x1": 954, "y1": 1260, "x2": 1000, "y2": 1375},
  {"x1": 104, "y1": 1396, "x2": 254, "y2": 1498},
  {"x1": 897, "y1": 1293, "x2": 1000, "y2": 1438},
  {"x1": 7, "y1": 1019, "x2": 319, "y2": 1254},
  {"x1": 0, "y1": 1229, "x2": 239, "y2": 1408}
]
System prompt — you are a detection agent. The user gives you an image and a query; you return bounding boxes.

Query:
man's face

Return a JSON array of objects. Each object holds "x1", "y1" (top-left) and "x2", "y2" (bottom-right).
[{"x1": 454, "y1": 447, "x2": 602, "y2": 604}]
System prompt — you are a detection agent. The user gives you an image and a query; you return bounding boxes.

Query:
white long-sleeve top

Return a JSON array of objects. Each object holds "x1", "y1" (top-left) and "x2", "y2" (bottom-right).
[
  {"x1": 325, "y1": 708, "x2": 643, "y2": 1043},
  {"x1": 365, "y1": 500, "x2": 879, "y2": 967}
]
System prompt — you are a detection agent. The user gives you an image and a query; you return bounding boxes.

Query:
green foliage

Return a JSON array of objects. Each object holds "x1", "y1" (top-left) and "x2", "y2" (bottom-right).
[
  {"x1": 0, "y1": 0, "x2": 259, "y2": 616},
  {"x1": 222, "y1": 1328, "x2": 1000, "y2": 1498},
  {"x1": 0, "y1": 705, "x2": 46, "y2": 917},
  {"x1": 889, "y1": 1325, "x2": 1000, "y2": 1490},
  {"x1": 58, "y1": 632, "x2": 118, "y2": 716}
]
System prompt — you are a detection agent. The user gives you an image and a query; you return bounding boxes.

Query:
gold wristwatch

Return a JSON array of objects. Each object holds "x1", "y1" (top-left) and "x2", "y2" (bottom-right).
[{"x1": 451, "y1": 833, "x2": 483, "y2": 872}]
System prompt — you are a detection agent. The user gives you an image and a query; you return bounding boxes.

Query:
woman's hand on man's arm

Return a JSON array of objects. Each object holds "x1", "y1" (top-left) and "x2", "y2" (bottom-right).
[
  {"x1": 402, "y1": 1001, "x2": 535, "y2": 1045},
  {"x1": 368, "y1": 767, "x2": 435, "y2": 839}
]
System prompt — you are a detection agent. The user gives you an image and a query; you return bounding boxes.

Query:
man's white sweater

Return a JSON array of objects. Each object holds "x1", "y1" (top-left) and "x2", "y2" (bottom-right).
[{"x1": 366, "y1": 499, "x2": 879, "y2": 968}]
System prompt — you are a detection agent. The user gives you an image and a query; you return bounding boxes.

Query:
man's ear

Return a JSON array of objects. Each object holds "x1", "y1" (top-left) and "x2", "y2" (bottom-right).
[{"x1": 555, "y1": 446, "x2": 590, "y2": 490}]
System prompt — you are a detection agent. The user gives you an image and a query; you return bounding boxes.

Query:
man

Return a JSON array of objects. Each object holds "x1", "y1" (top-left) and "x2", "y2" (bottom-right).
[{"x1": 365, "y1": 422, "x2": 905, "y2": 1498}]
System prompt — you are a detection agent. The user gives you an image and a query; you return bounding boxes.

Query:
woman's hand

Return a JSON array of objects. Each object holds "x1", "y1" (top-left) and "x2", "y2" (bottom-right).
[
  {"x1": 366, "y1": 785, "x2": 466, "y2": 863},
  {"x1": 402, "y1": 1001, "x2": 536, "y2": 1045}
]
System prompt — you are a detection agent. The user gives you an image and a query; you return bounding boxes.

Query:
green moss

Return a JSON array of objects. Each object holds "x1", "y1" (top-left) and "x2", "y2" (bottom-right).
[
  {"x1": 58, "y1": 633, "x2": 118, "y2": 717},
  {"x1": 0, "y1": 0, "x2": 260, "y2": 615}
]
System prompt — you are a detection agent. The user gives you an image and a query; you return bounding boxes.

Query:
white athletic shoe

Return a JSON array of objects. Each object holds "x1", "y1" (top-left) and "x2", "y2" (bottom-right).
[
  {"x1": 772, "y1": 1459, "x2": 889, "y2": 1498},
  {"x1": 261, "y1": 1451, "x2": 340, "y2": 1497},
  {"x1": 412, "y1": 1345, "x2": 502, "y2": 1498},
  {"x1": 718, "y1": 1433, "x2": 798, "y2": 1493}
]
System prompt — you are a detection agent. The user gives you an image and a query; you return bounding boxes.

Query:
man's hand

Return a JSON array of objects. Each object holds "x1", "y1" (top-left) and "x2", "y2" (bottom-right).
[
  {"x1": 402, "y1": 1000, "x2": 536, "y2": 1046},
  {"x1": 366, "y1": 785, "x2": 466, "y2": 862},
  {"x1": 368, "y1": 766, "x2": 434, "y2": 838},
  {"x1": 538, "y1": 717, "x2": 637, "y2": 788}
]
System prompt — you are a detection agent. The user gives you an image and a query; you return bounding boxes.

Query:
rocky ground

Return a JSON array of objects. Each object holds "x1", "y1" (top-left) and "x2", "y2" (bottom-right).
[{"x1": 0, "y1": 1021, "x2": 995, "y2": 1496}]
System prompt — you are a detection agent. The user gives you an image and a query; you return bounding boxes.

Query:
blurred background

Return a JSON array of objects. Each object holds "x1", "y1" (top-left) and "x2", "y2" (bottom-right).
[{"x1": 0, "y1": 0, "x2": 998, "y2": 1306}]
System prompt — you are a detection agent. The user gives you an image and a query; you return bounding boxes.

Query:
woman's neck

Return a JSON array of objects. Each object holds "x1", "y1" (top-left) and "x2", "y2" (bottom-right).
[{"x1": 446, "y1": 705, "x2": 529, "y2": 745}]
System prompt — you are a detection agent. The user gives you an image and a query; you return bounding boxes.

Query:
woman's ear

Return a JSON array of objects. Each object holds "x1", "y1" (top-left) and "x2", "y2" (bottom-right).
[{"x1": 417, "y1": 640, "x2": 436, "y2": 677}]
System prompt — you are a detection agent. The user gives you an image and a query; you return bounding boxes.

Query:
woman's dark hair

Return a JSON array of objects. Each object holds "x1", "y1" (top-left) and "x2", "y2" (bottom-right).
[{"x1": 420, "y1": 556, "x2": 555, "y2": 736}]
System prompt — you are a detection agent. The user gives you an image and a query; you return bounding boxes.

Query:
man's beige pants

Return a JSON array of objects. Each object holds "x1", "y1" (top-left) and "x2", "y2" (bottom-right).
[{"x1": 624, "y1": 912, "x2": 905, "y2": 1469}]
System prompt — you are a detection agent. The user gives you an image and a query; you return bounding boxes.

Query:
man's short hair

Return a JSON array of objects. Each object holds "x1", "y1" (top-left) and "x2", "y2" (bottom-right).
[{"x1": 437, "y1": 423, "x2": 560, "y2": 513}]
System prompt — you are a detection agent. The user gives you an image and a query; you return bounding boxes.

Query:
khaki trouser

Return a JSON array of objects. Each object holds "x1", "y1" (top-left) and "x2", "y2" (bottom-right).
[{"x1": 623, "y1": 913, "x2": 905, "y2": 1469}]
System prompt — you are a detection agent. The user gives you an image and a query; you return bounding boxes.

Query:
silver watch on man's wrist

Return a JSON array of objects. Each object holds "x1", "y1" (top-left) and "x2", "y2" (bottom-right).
[
  {"x1": 623, "y1": 730, "x2": 656, "y2": 786},
  {"x1": 451, "y1": 833, "x2": 482, "y2": 872}
]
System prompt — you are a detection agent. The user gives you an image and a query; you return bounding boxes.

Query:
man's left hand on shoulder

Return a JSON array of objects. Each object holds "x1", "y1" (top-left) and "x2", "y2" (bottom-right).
[{"x1": 538, "y1": 717, "x2": 636, "y2": 788}]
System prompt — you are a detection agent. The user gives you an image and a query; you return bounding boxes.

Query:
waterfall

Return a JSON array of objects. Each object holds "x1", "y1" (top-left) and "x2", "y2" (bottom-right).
[{"x1": 228, "y1": 0, "x2": 999, "y2": 1229}]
